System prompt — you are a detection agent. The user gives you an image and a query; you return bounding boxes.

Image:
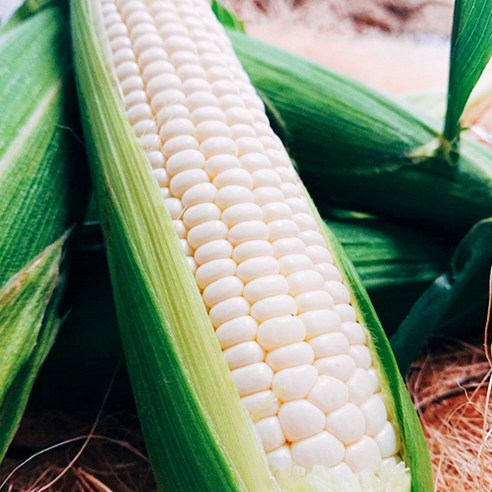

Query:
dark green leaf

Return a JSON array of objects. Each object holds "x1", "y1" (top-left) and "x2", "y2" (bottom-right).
[{"x1": 391, "y1": 218, "x2": 492, "y2": 373}]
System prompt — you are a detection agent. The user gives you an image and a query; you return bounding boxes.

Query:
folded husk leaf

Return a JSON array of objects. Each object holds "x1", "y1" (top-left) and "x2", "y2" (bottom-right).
[
  {"x1": 228, "y1": 30, "x2": 492, "y2": 233},
  {"x1": 0, "y1": 0, "x2": 88, "y2": 459},
  {"x1": 0, "y1": 238, "x2": 66, "y2": 460}
]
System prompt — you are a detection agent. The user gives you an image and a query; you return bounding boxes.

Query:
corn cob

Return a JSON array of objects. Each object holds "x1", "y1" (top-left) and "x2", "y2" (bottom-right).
[
  {"x1": 0, "y1": 0, "x2": 87, "y2": 460},
  {"x1": 72, "y1": 0, "x2": 432, "y2": 489}
]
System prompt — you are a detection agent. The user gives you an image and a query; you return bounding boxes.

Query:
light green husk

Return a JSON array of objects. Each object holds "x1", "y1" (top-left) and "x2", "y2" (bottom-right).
[
  {"x1": 0, "y1": 1, "x2": 87, "y2": 460},
  {"x1": 72, "y1": 0, "x2": 432, "y2": 490}
]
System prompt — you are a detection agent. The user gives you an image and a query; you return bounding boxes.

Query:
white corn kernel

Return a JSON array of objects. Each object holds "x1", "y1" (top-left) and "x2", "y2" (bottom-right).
[
  {"x1": 166, "y1": 149, "x2": 205, "y2": 176},
  {"x1": 278, "y1": 400, "x2": 325, "y2": 441},
  {"x1": 228, "y1": 220, "x2": 269, "y2": 245},
  {"x1": 224, "y1": 341, "x2": 264, "y2": 370},
  {"x1": 308, "y1": 375, "x2": 349, "y2": 413},
  {"x1": 345, "y1": 436, "x2": 382, "y2": 473},
  {"x1": 242, "y1": 390, "x2": 279, "y2": 420},
  {"x1": 170, "y1": 168, "x2": 209, "y2": 197},
  {"x1": 295, "y1": 290, "x2": 334, "y2": 314},
  {"x1": 243, "y1": 275, "x2": 289, "y2": 303},
  {"x1": 334, "y1": 304, "x2": 357, "y2": 322},
  {"x1": 272, "y1": 365, "x2": 317, "y2": 402},
  {"x1": 315, "y1": 263, "x2": 342, "y2": 282},
  {"x1": 315, "y1": 355, "x2": 356, "y2": 381},
  {"x1": 266, "y1": 342, "x2": 314, "y2": 371},
  {"x1": 278, "y1": 254, "x2": 313, "y2": 276},
  {"x1": 222, "y1": 203, "x2": 262, "y2": 227},
  {"x1": 360, "y1": 394, "x2": 387, "y2": 436},
  {"x1": 195, "y1": 258, "x2": 236, "y2": 290},
  {"x1": 164, "y1": 197, "x2": 183, "y2": 219},
  {"x1": 267, "y1": 445, "x2": 293, "y2": 470},
  {"x1": 236, "y1": 256, "x2": 280, "y2": 283},
  {"x1": 187, "y1": 220, "x2": 228, "y2": 250},
  {"x1": 300, "y1": 310, "x2": 342, "y2": 339},
  {"x1": 251, "y1": 295, "x2": 298, "y2": 323},
  {"x1": 287, "y1": 270, "x2": 324, "y2": 296},
  {"x1": 257, "y1": 316, "x2": 306, "y2": 351},
  {"x1": 325, "y1": 402, "x2": 366, "y2": 444},
  {"x1": 349, "y1": 345, "x2": 372, "y2": 370},
  {"x1": 262, "y1": 202, "x2": 293, "y2": 223},
  {"x1": 324, "y1": 281, "x2": 351, "y2": 304},
  {"x1": 231, "y1": 362, "x2": 273, "y2": 396},
  {"x1": 194, "y1": 239, "x2": 232, "y2": 265},
  {"x1": 172, "y1": 219, "x2": 187, "y2": 238},
  {"x1": 240, "y1": 153, "x2": 272, "y2": 172},
  {"x1": 305, "y1": 245, "x2": 334, "y2": 264},
  {"x1": 340, "y1": 322, "x2": 366, "y2": 344},
  {"x1": 215, "y1": 185, "x2": 254, "y2": 209},
  {"x1": 309, "y1": 332, "x2": 349, "y2": 358},
  {"x1": 205, "y1": 154, "x2": 241, "y2": 177},
  {"x1": 291, "y1": 432, "x2": 345, "y2": 468},
  {"x1": 255, "y1": 417, "x2": 285, "y2": 452},
  {"x1": 374, "y1": 422, "x2": 399, "y2": 458},
  {"x1": 159, "y1": 119, "x2": 194, "y2": 141},
  {"x1": 181, "y1": 183, "x2": 217, "y2": 208},
  {"x1": 272, "y1": 238, "x2": 305, "y2": 258},
  {"x1": 254, "y1": 187, "x2": 284, "y2": 206},
  {"x1": 232, "y1": 240, "x2": 274, "y2": 263},
  {"x1": 214, "y1": 168, "x2": 253, "y2": 189},
  {"x1": 203, "y1": 276, "x2": 243, "y2": 308},
  {"x1": 215, "y1": 315, "x2": 257, "y2": 349},
  {"x1": 183, "y1": 203, "x2": 221, "y2": 228}
]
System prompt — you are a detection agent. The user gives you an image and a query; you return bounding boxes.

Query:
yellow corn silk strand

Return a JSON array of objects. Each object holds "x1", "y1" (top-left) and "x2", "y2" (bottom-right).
[{"x1": 88, "y1": 0, "x2": 412, "y2": 489}]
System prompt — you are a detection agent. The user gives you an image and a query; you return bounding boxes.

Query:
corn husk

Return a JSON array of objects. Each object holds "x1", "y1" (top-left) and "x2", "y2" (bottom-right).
[
  {"x1": 0, "y1": 0, "x2": 87, "y2": 460},
  {"x1": 72, "y1": 0, "x2": 432, "y2": 490}
]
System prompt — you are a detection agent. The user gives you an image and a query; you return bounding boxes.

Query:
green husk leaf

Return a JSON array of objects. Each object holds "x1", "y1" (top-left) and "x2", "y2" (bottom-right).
[
  {"x1": 228, "y1": 30, "x2": 492, "y2": 232},
  {"x1": 211, "y1": 0, "x2": 245, "y2": 33},
  {"x1": 392, "y1": 218, "x2": 492, "y2": 373},
  {"x1": 72, "y1": 1, "x2": 275, "y2": 490},
  {"x1": 0, "y1": 1, "x2": 87, "y2": 284},
  {"x1": 443, "y1": 0, "x2": 492, "y2": 142},
  {"x1": 0, "y1": 236, "x2": 66, "y2": 460},
  {"x1": 0, "y1": 1, "x2": 87, "y2": 460}
]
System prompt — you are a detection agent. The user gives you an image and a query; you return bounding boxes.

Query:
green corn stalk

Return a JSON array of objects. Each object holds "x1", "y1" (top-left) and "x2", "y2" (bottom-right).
[
  {"x1": 0, "y1": 0, "x2": 87, "y2": 460},
  {"x1": 71, "y1": 0, "x2": 432, "y2": 490}
]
